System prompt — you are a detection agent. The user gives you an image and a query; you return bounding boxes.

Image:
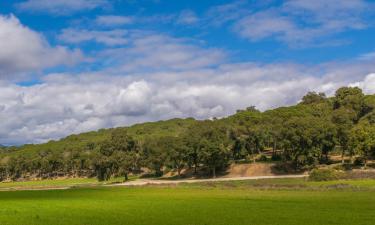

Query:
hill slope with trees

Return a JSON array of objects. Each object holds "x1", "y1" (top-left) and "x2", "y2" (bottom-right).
[{"x1": 0, "y1": 87, "x2": 374, "y2": 181}]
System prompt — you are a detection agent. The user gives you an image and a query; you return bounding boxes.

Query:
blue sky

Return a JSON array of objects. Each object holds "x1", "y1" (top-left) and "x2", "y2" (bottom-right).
[{"x1": 0, "y1": 0, "x2": 375, "y2": 144}]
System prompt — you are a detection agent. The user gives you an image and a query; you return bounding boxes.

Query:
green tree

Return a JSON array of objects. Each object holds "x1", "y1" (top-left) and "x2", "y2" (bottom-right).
[
  {"x1": 142, "y1": 138, "x2": 169, "y2": 177},
  {"x1": 165, "y1": 137, "x2": 188, "y2": 177},
  {"x1": 93, "y1": 130, "x2": 137, "y2": 181},
  {"x1": 334, "y1": 87, "x2": 364, "y2": 121},
  {"x1": 195, "y1": 122, "x2": 231, "y2": 177},
  {"x1": 349, "y1": 123, "x2": 375, "y2": 168},
  {"x1": 332, "y1": 108, "x2": 355, "y2": 164},
  {"x1": 301, "y1": 92, "x2": 326, "y2": 105}
]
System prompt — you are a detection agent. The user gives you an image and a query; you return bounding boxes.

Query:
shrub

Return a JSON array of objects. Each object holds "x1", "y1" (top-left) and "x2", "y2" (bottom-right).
[
  {"x1": 354, "y1": 157, "x2": 365, "y2": 166},
  {"x1": 271, "y1": 154, "x2": 282, "y2": 161},
  {"x1": 258, "y1": 154, "x2": 268, "y2": 162},
  {"x1": 332, "y1": 164, "x2": 352, "y2": 171},
  {"x1": 309, "y1": 168, "x2": 343, "y2": 181}
]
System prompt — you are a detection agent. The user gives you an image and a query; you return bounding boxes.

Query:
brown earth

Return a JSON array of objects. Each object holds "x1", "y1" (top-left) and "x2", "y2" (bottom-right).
[{"x1": 223, "y1": 163, "x2": 275, "y2": 177}]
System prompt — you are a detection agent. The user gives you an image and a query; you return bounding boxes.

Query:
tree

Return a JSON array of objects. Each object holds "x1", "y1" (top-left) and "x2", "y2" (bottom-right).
[
  {"x1": 349, "y1": 122, "x2": 375, "y2": 168},
  {"x1": 93, "y1": 130, "x2": 137, "y2": 181},
  {"x1": 113, "y1": 151, "x2": 137, "y2": 181},
  {"x1": 183, "y1": 123, "x2": 204, "y2": 174},
  {"x1": 301, "y1": 92, "x2": 326, "y2": 105},
  {"x1": 244, "y1": 127, "x2": 266, "y2": 162},
  {"x1": 142, "y1": 138, "x2": 169, "y2": 177},
  {"x1": 280, "y1": 117, "x2": 322, "y2": 169},
  {"x1": 317, "y1": 121, "x2": 337, "y2": 163},
  {"x1": 195, "y1": 122, "x2": 231, "y2": 178},
  {"x1": 165, "y1": 137, "x2": 188, "y2": 177},
  {"x1": 334, "y1": 87, "x2": 364, "y2": 121},
  {"x1": 332, "y1": 108, "x2": 355, "y2": 164}
]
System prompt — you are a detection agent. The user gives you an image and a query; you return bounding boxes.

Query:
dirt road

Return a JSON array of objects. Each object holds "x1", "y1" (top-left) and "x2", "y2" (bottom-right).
[
  {"x1": 111, "y1": 174, "x2": 308, "y2": 187},
  {"x1": 0, "y1": 174, "x2": 308, "y2": 191}
]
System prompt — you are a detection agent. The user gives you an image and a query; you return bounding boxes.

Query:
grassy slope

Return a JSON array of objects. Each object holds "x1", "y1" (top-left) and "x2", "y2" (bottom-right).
[{"x1": 0, "y1": 182, "x2": 375, "y2": 225}]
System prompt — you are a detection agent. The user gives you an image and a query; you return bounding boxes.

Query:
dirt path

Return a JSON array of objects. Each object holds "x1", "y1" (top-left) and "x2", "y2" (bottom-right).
[
  {"x1": 110, "y1": 174, "x2": 308, "y2": 187},
  {"x1": 0, "y1": 174, "x2": 308, "y2": 191}
]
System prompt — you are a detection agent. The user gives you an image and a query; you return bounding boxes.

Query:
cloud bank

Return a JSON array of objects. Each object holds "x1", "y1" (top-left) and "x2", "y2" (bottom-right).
[{"x1": 1, "y1": 61, "x2": 374, "y2": 145}]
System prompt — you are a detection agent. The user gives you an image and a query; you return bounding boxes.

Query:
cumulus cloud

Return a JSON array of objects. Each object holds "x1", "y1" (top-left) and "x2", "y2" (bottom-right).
[
  {"x1": 350, "y1": 73, "x2": 375, "y2": 94},
  {"x1": 1, "y1": 60, "x2": 374, "y2": 145},
  {"x1": 0, "y1": 15, "x2": 83, "y2": 79},
  {"x1": 16, "y1": 0, "x2": 110, "y2": 15}
]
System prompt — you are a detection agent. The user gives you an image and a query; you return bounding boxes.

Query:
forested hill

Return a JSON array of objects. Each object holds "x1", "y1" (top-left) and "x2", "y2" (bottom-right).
[
  {"x1": 1, "y1": 118, "x2": 197, "y2": 157},
  {"x1": 0, "y1": 87, "x2": 374, "y2": 181}
]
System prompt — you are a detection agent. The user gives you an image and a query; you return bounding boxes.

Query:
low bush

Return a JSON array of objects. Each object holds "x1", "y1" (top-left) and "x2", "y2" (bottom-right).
[
  {"x1": 271, "y1": 154, "x2": 282, "y2": 161},
  {"x1": 332, "y1": 164, "x2": 352, "y2": 171},
  {"x1": 309, "y1": 168, "x2": 343, "y2": 181},
  {"x1": 258, "y1": 154, "x2": 268, "y2": 162},
  {"x1": 354, "y1": 157, "x2": 365, "y2": 166}
]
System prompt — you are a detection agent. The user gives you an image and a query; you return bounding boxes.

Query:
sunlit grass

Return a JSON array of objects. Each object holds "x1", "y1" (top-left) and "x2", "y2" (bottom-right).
[{"x1": 0, "y1": 185, "x2": 374, "y2": 225}]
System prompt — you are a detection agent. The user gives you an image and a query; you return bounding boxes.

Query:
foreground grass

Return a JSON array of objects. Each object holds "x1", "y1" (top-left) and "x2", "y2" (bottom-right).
[{"x1": 1, "y1": 180, "x2": 375, "y2": 225}]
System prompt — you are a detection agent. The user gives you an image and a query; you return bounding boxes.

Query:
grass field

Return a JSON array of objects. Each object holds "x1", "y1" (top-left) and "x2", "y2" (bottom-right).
[
  {"x1": 1, "y1": 178, "x2": 375, "y2": 225},
  {"x1": 0, "y1": 177, "x2": 135, "y2": 189}
]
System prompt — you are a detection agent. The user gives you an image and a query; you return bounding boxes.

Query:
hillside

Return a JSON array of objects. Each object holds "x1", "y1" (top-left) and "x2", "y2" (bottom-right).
[
  {"x1": 0, "y1": 87, "x2": 374, "y2": 181},
  {"x1": 1, "y1": 118, "x2": 197, "y2": 158}
]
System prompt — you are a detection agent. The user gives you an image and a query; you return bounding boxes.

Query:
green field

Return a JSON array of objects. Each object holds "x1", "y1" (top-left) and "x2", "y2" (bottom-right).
[
  {"x1": 1, "y1": 179, "x2": 375, "y2": 225},
  {"x1": 0, "y1": 177, "x2": 133, "y2": 190}
]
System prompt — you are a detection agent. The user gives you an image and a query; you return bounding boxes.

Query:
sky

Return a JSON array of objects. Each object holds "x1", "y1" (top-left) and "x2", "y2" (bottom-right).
[{"x1": 0, "y1": 0, "x2": 375, "y2": 145}]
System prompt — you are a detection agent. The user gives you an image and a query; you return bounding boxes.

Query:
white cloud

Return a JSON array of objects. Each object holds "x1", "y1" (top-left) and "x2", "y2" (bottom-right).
[
  {"x1": 1, "y1": 60, "x2": 374, "y2": 145},
  {"x1": 232, "y1": 0, "x2": 373, "y2": 46},
  {"x1": 100, "y1": 34, "x2": 226, "y2": 72},
  {"x1": 234, "y1": 10, "x2": 296, "y2": 42},
  {"x1": 350, "y1": 73, "x2": 375, "y2": 94},
  {"x1": 16, "y1": 0, "x2": 109, "y2": 15},
  {"x1": 205, "y1": 0, "x2": 250, "y2": 26},
  {"x1": 59, "y1": 29, "x2": 129, "y2": 46},
  {"x1": 0, "y1": 15, "x2": 83, "y2": 79},
  {"x1": 96, "y1": 15, "x2": 134, "y2": 27}
]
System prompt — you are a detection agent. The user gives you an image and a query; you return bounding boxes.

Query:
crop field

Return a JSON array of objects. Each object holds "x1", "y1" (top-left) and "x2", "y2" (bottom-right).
[{"x1": 0, "y1": 178, "x2": 375, "y2": 225}]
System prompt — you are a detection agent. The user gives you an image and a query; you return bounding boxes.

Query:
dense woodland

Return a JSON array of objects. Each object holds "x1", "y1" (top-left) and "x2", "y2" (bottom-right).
[{"x1": 0, "y1": 87, "x2": 374, "y2": 181}]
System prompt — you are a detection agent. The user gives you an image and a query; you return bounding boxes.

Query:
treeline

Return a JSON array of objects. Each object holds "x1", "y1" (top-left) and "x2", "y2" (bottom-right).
[{"x1": 0, "y1": 87, "x2": 374, "y2": 181}]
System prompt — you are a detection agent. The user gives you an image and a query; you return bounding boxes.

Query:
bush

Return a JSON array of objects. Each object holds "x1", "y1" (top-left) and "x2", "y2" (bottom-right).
[
  {"x1": 271, "y1": 154, "x2": 282, "y2": 161},
  {"x1": 258, "y1": 154, "x2": 268, "y2": 162},
  {"x1": 309, "y1": 168, "x2": 343, "y2": 181},
  {"x1": 332, "y1": 164, "x2": 352, "y2": 171},
  {"x1": 354, "y1": 157, "x2": 365, "y2": 166}
]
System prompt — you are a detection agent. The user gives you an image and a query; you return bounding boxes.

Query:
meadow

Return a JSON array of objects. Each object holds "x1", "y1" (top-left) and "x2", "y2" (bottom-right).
[
  {"x1": 0, "y1": 177, "x2": 131, "y2": 190},
  {"x1": 0, "y1": 178, "x2": 375, "y2": 225}
]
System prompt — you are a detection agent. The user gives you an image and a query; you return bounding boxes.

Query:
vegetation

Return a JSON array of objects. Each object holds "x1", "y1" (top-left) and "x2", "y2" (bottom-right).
[
  {"x1": 1, "y1": 181, "x2": 375, "y2": 225},
  {"x1": 0, "y1": 87, "x2": 374, "y2": 181},
  {"x1": 308, "y1": 168, "x2": 343, "y2": 181},
  {"x1": 0, "y1": 177, "x2": 127, "y2": 189}
]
